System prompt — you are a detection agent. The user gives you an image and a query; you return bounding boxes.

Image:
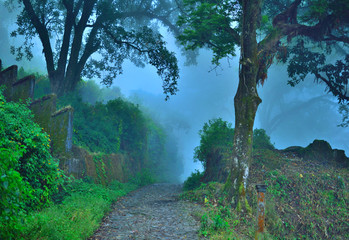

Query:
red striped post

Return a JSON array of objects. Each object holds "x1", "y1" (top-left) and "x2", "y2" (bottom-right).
[{"x1": 255, "y1": 184, "x2": 267, "y2": 240}]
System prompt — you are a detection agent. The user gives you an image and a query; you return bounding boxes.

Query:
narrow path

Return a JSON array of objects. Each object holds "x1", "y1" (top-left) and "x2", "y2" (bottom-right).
[{"x1": 90, "y1": 183, "x2": 204, "y2": 240}]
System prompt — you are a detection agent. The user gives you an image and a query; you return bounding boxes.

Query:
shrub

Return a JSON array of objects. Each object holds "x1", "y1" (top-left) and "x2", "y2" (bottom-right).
[
  {"x1": 194, "y1": 118, "x2": 234, "y2": 170},
  {"x1": 253, "y1": 128, "x2": 274, "y2": 150},
  {"x1": 0, "y1": 88, "x2": 63, "y2": 238},
  {"x1": 0, "y1": 143, "x2": 28, "y2": 239},
  {"x1": 130, "y1": 169, "x2": 156, "y2": 187},
  {"x1": 192, "y1": 118, "x2": 274, "y2": 185},
  {"x1": 183, "y1": 170, "x2": 204, "y2": 191},
  {"x1": 58, "y1": 92, "x2": 147, "y2": 156}
]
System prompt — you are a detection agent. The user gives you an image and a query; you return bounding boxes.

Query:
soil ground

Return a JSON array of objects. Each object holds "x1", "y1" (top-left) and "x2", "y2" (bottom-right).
[{"x1": 90, "y1": 183, "x2": 204, "y2": 240}]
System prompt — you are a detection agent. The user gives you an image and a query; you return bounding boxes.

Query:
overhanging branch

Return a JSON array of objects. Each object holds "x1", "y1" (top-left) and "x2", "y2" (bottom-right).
[{"x1": 102, "y1": 26, "x2": 151, "y2": 53}]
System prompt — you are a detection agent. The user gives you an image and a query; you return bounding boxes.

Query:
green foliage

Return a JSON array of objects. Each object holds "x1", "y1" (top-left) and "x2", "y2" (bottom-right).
[
  {"x1": 0, "y1": 88, "x2": 64, "y2": 239},
  {"x1": 7, "y1": 0, "x2": 180, "y2": 97},
  {"x1": 194, "y1": 118, "x2": 234, "y2": 169},
  {"x1": 182, "y1": 150, "x2": 349, "y2": 239},
  {"x1": 287, "y1": 41, "x2": 349, "y2": 103},
  {"x1": 181, "y1": 182, "x2": 256, "y2": 239},
  {"x1": 54, "y1": 80, "x2": 182, "y2": 182},
  {"x1": 93, "y1": 154, "x2": 108, "y2": 185},
  {"x1": 77, "y1": 80, "x2": 124, "y2": 104},
  {"x1": 130, "y1": 169, "x2": 156, "y2": 187},
  {"x1": 0, "y1": 142, "x2": 28, "y2": 239},
  {"x1": 177, "y1": 0, "x2": 241, "y2": 65},
  {"x1": 58, "y1": 91, "x2": 147, "y2": 157},
  {"x1": 300, "y1": 0, "x2": 349, "y2": 23},
  {"x1": 183, "y1": 170, "x2": 204, "y2": 191},
  {"x1": 253, "y1": 129, "x2": 274, "y2": 150},
  {"x1": 194, "y1": 118, "x2": 274, "y2": 172},
  {"x1": 21, "y1": 180, "x2": 138, "y2": 240},
  {"x1": 252, "y1": 149, "x2": 283, "y2": 170},
  {"x1": 264, "y1": 166, "x2": 349, "y2": 239}
]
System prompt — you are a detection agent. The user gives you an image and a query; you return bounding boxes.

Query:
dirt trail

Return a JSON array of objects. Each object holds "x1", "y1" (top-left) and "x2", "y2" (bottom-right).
[{"x1": 90, "y1": 183, "x2": 204, "y2": 240}]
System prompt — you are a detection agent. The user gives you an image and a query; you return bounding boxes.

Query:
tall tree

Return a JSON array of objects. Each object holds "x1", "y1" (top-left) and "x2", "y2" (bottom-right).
[
  {"x1": 178, "y1": 0, "x2": 349, "y2": 213},
  {"x1": 6, "y1": 0, "x2": 181, "y2": 97}
]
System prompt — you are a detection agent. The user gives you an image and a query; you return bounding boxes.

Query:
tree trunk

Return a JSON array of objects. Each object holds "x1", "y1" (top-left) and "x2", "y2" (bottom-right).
[
  {"x1": 224, "y1": 0, "x2": 262, "y2": 214},
  {"x1": 49, "y1": 70, "x2": 64, "y2": 97},
  {"x1": 49, "y1": 71, "x2": 78, "y2": 97}
]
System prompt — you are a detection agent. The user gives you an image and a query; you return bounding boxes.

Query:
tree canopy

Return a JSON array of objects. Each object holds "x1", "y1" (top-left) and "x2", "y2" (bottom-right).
[
  {"x1": 179, "y1": 0, "x2": 349, "y2": 98},
  {"x1": 6, "y1": 0, "x2": 181, "y2": 98}
]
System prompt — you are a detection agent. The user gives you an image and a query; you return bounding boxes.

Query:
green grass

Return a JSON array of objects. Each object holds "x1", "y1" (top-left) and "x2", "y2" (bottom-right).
[{"x1": 18, "y1": 180, "x2": 138, "y2": 240}]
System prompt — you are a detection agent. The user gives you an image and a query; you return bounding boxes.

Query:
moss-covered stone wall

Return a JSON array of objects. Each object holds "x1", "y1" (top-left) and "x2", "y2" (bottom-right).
[
  {"x1": 12, "y1": 75, "x2": 35, "y2": 101},
  {"x1": 0, "y1": 62, "x2": 141, "y2": 185},
  {"x1": 61, "y1": 146, "x2": 131, "y2": 183},
  {"x1": 0, "y1": 65, "x2": 17, "y2": 100},
  {"x1": 51, "y1": 106, "x2": 74, "y2": 156}
]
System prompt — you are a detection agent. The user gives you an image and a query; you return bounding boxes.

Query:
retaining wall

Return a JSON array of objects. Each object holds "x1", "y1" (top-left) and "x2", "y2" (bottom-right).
[{"x1": 0, "y1": 60, "x2": 134, "y2": 183}]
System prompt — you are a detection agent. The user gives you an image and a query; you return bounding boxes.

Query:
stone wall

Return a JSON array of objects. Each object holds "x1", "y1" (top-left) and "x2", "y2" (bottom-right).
[
  {"x1": 0, "y1": 63, "x2": 73, "y2": 156},
  {"x1": 0, "y1": 60, "x2": 134, "y2": 184}
]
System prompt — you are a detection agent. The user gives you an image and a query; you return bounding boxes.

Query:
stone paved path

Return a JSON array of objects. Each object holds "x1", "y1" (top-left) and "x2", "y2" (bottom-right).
[{"x1": 90, "y1": 183, "x2": 204, "y2": 240}]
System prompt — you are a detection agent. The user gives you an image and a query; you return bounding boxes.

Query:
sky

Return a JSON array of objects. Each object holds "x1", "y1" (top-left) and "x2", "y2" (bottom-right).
[{"x1": 1, "y1": 2, "x2": 348, "y2": 182}]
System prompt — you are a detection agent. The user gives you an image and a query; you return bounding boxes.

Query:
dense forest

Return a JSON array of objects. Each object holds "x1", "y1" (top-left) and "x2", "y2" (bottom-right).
[{"x1": 1, "y1": 0, "x2": 348, "y2": 239}]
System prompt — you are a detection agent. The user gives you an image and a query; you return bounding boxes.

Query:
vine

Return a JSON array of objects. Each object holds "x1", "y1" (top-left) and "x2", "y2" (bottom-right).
[{"x1": 93, "y1": 154, "x2": 107, "y2": 185}]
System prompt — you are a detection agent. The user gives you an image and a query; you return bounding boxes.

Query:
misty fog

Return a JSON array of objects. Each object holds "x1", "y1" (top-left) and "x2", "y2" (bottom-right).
[{"x1": 1, "y1": 2, "x2": 347, "y2": 182}]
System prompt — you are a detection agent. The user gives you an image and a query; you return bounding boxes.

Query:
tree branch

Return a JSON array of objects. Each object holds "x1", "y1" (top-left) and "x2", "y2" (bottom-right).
[
  {"x1": 323, "y1": 34, "x2": 349, "y2": 44},
  {"x1": 57, "y1": 0, "x2": 74, "y2": 75},
  {"x1": 22, "y1": 0, "x2": 55, "y2": 74},
  {"x1": 314, "y1": 73, "x2": 349, "y2": 102},
  {"x1": 103, "y1": 26, "x2": 151, "y2": 53},
  {"x1": 66, "y1": 0, "x2": 97, "y2": 79},
  {"x1": 120, "y1": 10, "x2": 180, "y2": 36}
]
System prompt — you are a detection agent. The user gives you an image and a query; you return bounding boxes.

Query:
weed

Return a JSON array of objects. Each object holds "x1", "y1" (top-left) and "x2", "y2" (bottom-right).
[
  {"x1": 182, "y1": 147, "x2": 349, "y2": 239},
  {"x1": 21, "y1": 180, "x2": 137, "y2": 240}
]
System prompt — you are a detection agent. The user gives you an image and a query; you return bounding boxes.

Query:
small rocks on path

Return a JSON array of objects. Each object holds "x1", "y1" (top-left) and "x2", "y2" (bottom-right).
[{"x1": 90, "y1": 183, "x2": 204, "y2": 240}]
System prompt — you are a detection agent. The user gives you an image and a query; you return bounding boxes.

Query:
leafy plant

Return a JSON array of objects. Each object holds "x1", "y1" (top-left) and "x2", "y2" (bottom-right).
[
  {"x1": 253, "y1": 129, "x2": 274, "y2": 150},
  {"x1": 22, "y1": 179, "x2": 138, "y2": 240},
  {"x1": 0, "y1": 143, "x2": 28, "y2": 239},
  {"x1": 58, "y1": 91, "x2": 147, "y2": 158},
  {"x1": 130, "y1": 169, "x2": 156, "y2": 187},
  {"x1": 183, "y1": 170, "x2": 204, "y2": 191},
  {"x1": 0, "y1": 88, "x2": 64, "y2": 238},
  {"x1": 193, "y1": 118, "x2": 274, "y2": 183}
]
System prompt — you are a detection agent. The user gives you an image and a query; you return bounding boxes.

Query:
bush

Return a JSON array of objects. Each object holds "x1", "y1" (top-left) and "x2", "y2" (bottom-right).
[
  {"x1": 192, "y1": 118, "x2": 274, "y2": 185},
  {"x1": 0, "y1": 88, "x2": 64, "y2": 238},
  {"x1": 183, "y1": 170, "x2": 204, "y2": 191},
  {"x1": 130, "y1": 169, "x2": 156, "y2": 187},
  {"x1": 0, "y1": 143, "x2": 28, "y2": 239},
  {"x1": 194, "y1": 118, "x2": 234, "y2": 170},
  {"x1": 58, "y1": 92, "x2": 147, "y2": 157},
  {"x1": 253, "y1": 128, "x2": 274, "y2": 150}
]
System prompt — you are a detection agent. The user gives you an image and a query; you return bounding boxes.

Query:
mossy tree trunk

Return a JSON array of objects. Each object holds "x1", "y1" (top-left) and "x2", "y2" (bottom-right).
[{"x1": 224, "y1": 0, "x2": 262, "y2": 213}]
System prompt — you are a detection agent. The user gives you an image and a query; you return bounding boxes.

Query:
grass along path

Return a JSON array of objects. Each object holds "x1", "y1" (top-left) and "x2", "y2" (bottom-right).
[{"x1": 19, "y1": 180, "x2": 139, "y2": 240}]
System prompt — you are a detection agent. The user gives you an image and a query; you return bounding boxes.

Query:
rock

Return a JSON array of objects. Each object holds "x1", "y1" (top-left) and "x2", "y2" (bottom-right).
[
  {"x1": 282, "y1": 140, "x2": 348, "y2": 168},
  {"x1": 304, "y1": 140, "x2": 333, "y2": 162}
]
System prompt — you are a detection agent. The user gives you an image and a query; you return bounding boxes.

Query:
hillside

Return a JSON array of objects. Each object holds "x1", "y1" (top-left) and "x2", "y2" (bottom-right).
[{"x1": 181, "y1": 141, "x2": 348, "y2": 239}]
